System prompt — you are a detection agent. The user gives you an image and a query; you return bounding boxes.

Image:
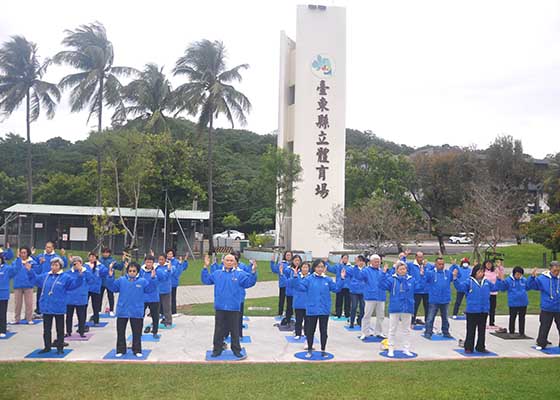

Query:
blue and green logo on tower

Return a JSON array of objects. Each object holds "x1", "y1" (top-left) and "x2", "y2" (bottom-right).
[{"x1": 311, "y1": 54, "x2": 335, "y2": 78}]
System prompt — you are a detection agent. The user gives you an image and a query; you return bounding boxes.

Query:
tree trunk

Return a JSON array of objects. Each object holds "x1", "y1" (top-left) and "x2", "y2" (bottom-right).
[
  {"x1": 96, "y1": 75, "x2": 104, "y2": 207},
  {"x1": 437, "y1": 233, "x2": 447, "y2": 255},
  {"x1": 25, "y1": 90, "x2": 33, "y2": 204},
  {"x1": 207, "y1": 115, "x2": 215, "y2": 255}
]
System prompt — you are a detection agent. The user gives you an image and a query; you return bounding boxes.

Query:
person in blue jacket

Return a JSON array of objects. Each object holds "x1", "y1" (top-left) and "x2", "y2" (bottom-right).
[
  {"x1": 379, "y1": 261, "x2": 417, "y2": 357},
  {"x1": 288, "y1": 262, "x2": 311, "y2": 340},
  {"x1": 528, "y1": 261, "x2": 560, "y2": 350},
  {"x1": 99, "y1": 248, "x2": 124, "y2": 317},
  {"x1": 292, "y1": 258, "x2": 346, "y2": 358},
  {"x1": 12, "y1": 246, "x2": 39, "y2": 324},
  {"x1": 494, "y1": 266, "x2": 531, "y2": 337},
  {"x1": 0, "y1": 242, "x2": 14, "y2": 263},
  {"x1": 140, "y1": 255, "x2": 169, "y2": 338},
  {"x1": 168, "y1": 249, "x2": 187, "y2": 315},
  {"x1": 271, "y1": 250, "x2": 293, "y2": 318},
  {"x1": 405, "y1": 251, "x2": 434, "y2": 325},
  {"x1": 26, "y1": 257, "x2": 84, "y2": 354},
  {"x1": 231, "y1": 251, "x2": 254, "y2": 338},
  {"x1": 452, "y1": 264, "x2": 504, "y2": 353},
  {"x1": 346, "y1": 255, "x2": 366, "y2": 329},
  {"x1": 422, "y1": 257, "x2": 453, "y2": 339},
  {"x1": 33, "y1": 242, "x2": 68, "y2": 317},
  {"x1": 64, "y1": 256, "x2": 94, "y2": 338},
  {"x1": 281, "y1": 255, "x2": 302, "y2": 326},
  {"x1": 327, "y1": 254, "x2": 351, "y2": 319},
  {"x1": 0, "y1": 253, "x2": 22, "y2": 337},
  {"x1": 202, "y1": 253, "x2": 257, "y2": 359},
  {"x1": 85, "y1": 252, "x2": 108, "y2": 325},
  {"x1": 105, "y1": 261, "x2": 157, "y2": 357},
  {"x1": 449, "y1": 257, "x2": 472, "y2": 319},
  {"x1": 154, "y1": 254, "x2": 174, "y2": 328},
  {"x1": 357, "y1": 254, "x2": 387, "y2": 340}
]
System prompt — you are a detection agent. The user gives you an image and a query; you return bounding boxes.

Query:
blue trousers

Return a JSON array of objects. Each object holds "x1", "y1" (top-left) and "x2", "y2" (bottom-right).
[
  {"x1": 350, "y1": 293, "x2": 365, "y2": 327},
  {"x1": 425, "y1": 303, "x2": 450, "y2": 336}
]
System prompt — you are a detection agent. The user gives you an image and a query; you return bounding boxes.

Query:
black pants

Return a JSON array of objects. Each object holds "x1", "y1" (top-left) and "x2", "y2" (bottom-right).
[
  {"x1": 465, "y1": 312, "x2": 488, "y2": 352},
  {"x1": 278, "y1": 286, "x2": 286, "y2": 316},
  {"x1": 43, "y1": 314, "x2": 65, "y2": 350},
  {"x1": 413, "y1": 293, "x2": 429, "y2": 322},
  {"x1": 282, "y1": 296, "x2": 294, "y2": 324},
  {"x1": 36, "y1": 287, "x2": 42, "y2": 314},
  {"x1": 239, "y1": 302, "x2": 245, "y2": 337},
  {"x1": 306, "y1": 315, "x2": 329, "y2": 351},
  {"x1": 89, "y1": 292, "x2": 102, "y2": 323},
  {"x1": 144, "y1": 302, "x2": 160, "y2": 335},
  {"x1": 100, "y1": 286, "x2": 115, "y2": 311},
  {"x1": 213, "y1": 310, "x2": 241, "y2": 353},
  {"x1": 489, "y1": 295, "x2": 497, "y2": 325},
  {"x1": 66, "y1": 304, "x2": 87, "y2": 335},
  {"x1": 536, "y1": 311, "x2": 560, "y2": 348},
  {"x1": 335, "y1": 288, "x2": 351, "y2": 318},
  {"x1": 294, "y1": 308, "x2": 306, "y2": 337},
  {"x1": 453, "y1": 291, "x2": 466, "y2": 316},
  {"x1": 0, "y1": 300, "x2": 7, "y2": 334},
  {"x1": 509, "y1": 306, "x2": 527, "y2": 335},
  {"x1": 171, "y1": 286, "x2": 178, "y2": 314},
  {"x1": 116, "y1": 317, "x2": 143, "y2": 354}
]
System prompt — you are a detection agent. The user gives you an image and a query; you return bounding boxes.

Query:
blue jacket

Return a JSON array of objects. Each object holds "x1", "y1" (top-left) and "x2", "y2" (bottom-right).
[
  {"x1": 380, "y1": 273, "x2": 416, "y2": 314},
  {"x1": 448, "y1": 264, "x2": 472, "y2": 292},
  {"x1": 283, "y1": 266, "x2": 299, "y2": 296},
  {"x1": 105, "y1": 274, "x2": 156, "y2": 318},
  {"x1": 271, "y1": 260, "x2": 290, "y2": 288},
  {"x1": 327, "y1": 262, "x2": 350, "y2": 289},
  {"x1": 34, "y1": 252, "x2": 68, "y2": 275},
  {"x1": 85, "y1": 262, "x2": 108, "y2": 294},
  {"x1": 13, "y1": 258, "x2": 39, "y2": 289},
  {"x1": 290, "y1": 273, "x2": 311, "y2": 310},
  {"x1": 454, "y1": 277, "x2": 501, "y2": 313},
  {"x1": 291, "y1": 273, "x2": 343, "y2": 316},
  {"x1": 237, "y1": 262, "x2": 253, "y2": 302},
  {"x1": 356, "y1": 267, "x2": 387, "y2": 301},
  {"x1": 346, "y1": 265, "x2": 366, "y2": 294},
  {"x1": 171, "y1": 259, "x2": 188, "y2": 288},
  {"x1": 65, "y1": 266, "x2": 95, "y2": 306},
  {"x1": 29, "y1": 270, "x2": 84, "y2": 315},
  {"x1": 0, "y1": 262, "x2": 21, "y2": 300},
  {"x1": 425, "y1": 269, "x2": 453, "y2": 304},
  {"x1": 201, "y1": 267, "x2": 257, "y2": 311},
  {"x1": 407, "y1": 261, "x2": 434, "y2": 294},
  {"x1": 528, "y1": 271, "x2": 560, "y2": 312},
  {"x1": 99, "y1": 256, "x2": 124, "y2": 288},
  {"x1": 154, "y1": 264, "x2": 173, "y2": 294},
  {"x1": 140, "y1": 267, "x2": 170, "y2": 303},
  {"x1": 496, "y1": 275, "x2": 530, "y2": 307},
  {"x1": 0, "y1": 248, "x2": 14, "y2": 261}
]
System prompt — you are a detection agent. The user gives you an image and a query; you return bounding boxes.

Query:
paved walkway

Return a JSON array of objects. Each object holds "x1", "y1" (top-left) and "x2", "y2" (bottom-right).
[{"x1": 0, "y1": 314, "x2": 558, "y2": 363}]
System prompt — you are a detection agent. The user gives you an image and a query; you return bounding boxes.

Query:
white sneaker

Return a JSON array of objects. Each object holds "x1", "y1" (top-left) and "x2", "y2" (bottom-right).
[
  {"x1": 303, "y1": 345, "x2": 314, "y2": 351},
  {"x1": 109, "y1": 311, "x2": 115, "y2": 317},
  {"x1": 404, "y1": 350, "x2": 414, "y2": 357},
  {"x1": 359, "y1": 334, "x2": 366, "y2": 340},
  {"x1": 0, "y1": 333, "x2": 6, "y2": 338},
  {"x1": 535, "y1": 346, "x2": 543, "y2": 351},
  {"x1": 27, "y1": 320, "x2": 35, "y2": 325},
  {"x1": 387, "y1": 349, "x2": 394, "y2": 357},
  {"x1": 135, "y1": 353, "x2": 143, "y2": 357},
  {"x1": 294, "y1": 336, "x2": 301, "y2": 340},
  {"x1": 115, "y1": 353, "x2": 124, "y2": 358},
  {"x1": 304, "y1": 351, "x2": 313, "y2": 359}
]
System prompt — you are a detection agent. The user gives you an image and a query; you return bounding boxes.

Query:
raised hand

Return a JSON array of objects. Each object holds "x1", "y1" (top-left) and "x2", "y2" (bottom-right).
[
  {"x1": 31, "y1": 246, "x2": 36, "y2": 255},
  {"x1": 252, "y1": 261, "x2": 258, "y2": 274},
  {"x1": 398, "y1": 252, "x2": 405, "y2": 259},
  {"x1": 39, "y1": 257, "x2": 45, "y2": 264},
  {"x1": 203, "y1": 254, "x2": 210, "y2": 268},
  {"x1": 108, "y1": 264, "x2": 114, "y2": 277},
  {"x1": 149, "y1": 249, "x2": 155, "y2": 257},
  {"x1": 452, "y1": 269, "x2": 459, "y2": 279},
  {"x1": 451, "y1": 258, "x2": 457, "y2": 265},
  {"x1": 279, "y1": 264, "x2": 284, "y2": 274},
  {"x1": 383, "y1": 263, "x2": 388, "y2": 273},
  {"x1": 184, "y1": 253, "x2": 189, "y2": 261},
  {"x1": 405, "y1": 249, "x2": 411, "y2": 256},
  {"x1": 420, "y1": 264, "x2": 425, "y2": 275},
  {"x1": 340, "y1": 268, "x2": 346, "y2": 279},
  {"x1": 151, "y1": 268, "x2": 156, "y2": 278},
  {"x1": 24, "y1": 262, "x2": 32, "y2": 271},
  {"x1": 5, "y1": 242, "x2": 9, "y2": 248},
  {"x1": 60, "y1": 248, "x2": 66, "y2": 256},
  {"x1": 179, "y1": 256, "x2": 184, "y2": 263},
  {"x1": 531, "y1": 268, "x2": 538, "y2": 277}
]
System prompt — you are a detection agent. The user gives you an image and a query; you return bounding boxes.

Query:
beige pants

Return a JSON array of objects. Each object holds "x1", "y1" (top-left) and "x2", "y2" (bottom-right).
[
  {"x1": 388, "y1": 313, "x2": 412, "y2": 352},
  {"x1": 362, "y1": 300, "x2": 385, "y2": 336},
  {"x1": 13, "y1": 288, "x2": 34, "y2": 322}
]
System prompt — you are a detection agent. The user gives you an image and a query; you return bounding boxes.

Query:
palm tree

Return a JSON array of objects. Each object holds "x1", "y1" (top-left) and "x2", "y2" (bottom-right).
[
  {"x1": 0, "y1": 36, "x2": 61, "y2": 203},
  {"x1": 173, "y1": 39, "x2": 251, "y2": 254},
  {"x1": 122, "y1": 63, "x2": 174, "y2": 133},
  {"x1": 53, "y1": 21, "x2": 136, "y2": 206}
]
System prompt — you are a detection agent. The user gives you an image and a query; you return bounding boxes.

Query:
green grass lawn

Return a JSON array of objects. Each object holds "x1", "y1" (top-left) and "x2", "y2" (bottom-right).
[
  {"x1": 0, "y1": 359, "x2": 558, "y2": 399},
  {"x1": 180, "y1": 287, "x2": 542, "y2": 317}
]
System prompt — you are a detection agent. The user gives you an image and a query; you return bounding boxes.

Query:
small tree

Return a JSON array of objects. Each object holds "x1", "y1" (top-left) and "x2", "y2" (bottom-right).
[
  {"x1": 525, "y1": 212, "x2": 560, "y2": 253},
  {"x1": 222, "y1": 214, "x2": 240, "y2": 234},
  {"x1": 91, "y1": 207, "x2": 125, "y2": 252}
]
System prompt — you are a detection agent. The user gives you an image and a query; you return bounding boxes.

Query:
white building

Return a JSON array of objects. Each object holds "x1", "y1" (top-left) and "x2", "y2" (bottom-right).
[{"x1": 276, "y1": 5, "x2": 346, "y2": 257}]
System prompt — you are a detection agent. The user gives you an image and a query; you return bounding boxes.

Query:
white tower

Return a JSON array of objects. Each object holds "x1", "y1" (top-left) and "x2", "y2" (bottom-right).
[{"x1": 277, "y1": 5, "x2": 346, "y2": 257}]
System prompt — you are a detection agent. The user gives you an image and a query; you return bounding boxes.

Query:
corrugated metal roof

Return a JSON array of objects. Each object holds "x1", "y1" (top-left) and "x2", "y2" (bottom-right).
[{"x1": 3, "y1": 204, "x2": 208, "y2": 220}]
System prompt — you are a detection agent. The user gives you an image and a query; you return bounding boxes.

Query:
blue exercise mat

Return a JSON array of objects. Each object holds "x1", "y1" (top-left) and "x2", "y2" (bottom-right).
[
  {"x1": 423, "y1": 334, "x2": 455, "y2": 341},
  {"x1": 242, "y1": 323, "x2": 248, "y2": 329},
  {"x1": 379, "y1": 350, "x2": 418, "y2": 359},
  {"x1": 532, "y1": 346, "x2": 560, "y2": 355},
  {"x1": 0, "y1": 332, "x2": 17, "y2": 340},
  {"x1": 294, "y1": 351, "x2": 334, "y2": 361},
  {"x1": 205, "y1": 348, "x2": 247, "y2": 361},
  {"x1": 99, "y1": 313, "x2": 116, "y2": 318},
  {"x1": 225, "y1": 336, "x2": 252, "y2": 344},
  {"x1": 344, "y1": 325, "x2": 361, "y2": 331},
  {"x1": 77, "y1": 321, "x2": 108, "y2": 328},
  {"x1": 25, "y1": 348, "x2": 73, "y2": 359},
  {"x1": 127, "y1": 334, "x2": 161, "y2": 342},
  {"x1": 330, "y1": 316, "x2": 348, "y2": 322},
  {"x1": 359, "y1": 335, "x2": 383, "y2": 343},
  {"x1": 274, "y1": 316, "x2": 294, "y2": 322},
  {"x1": 412, "y1": 325, "x2": 425, "y2": 331},
  {"x1": 285, "y1": 335, "x2": 317, "y2": 343},
  {"x1": 454, "y1": 349, "x2": 498, "y2": 357},
  {"x1": 243, "y1": 316, "x2": 250, "y2": 321},
  {"x1": 10, "y1": 319, "x2": 42, "y2": 325},
  {"x1": 147, "y1": 323, "x2": 176, "y2": 330},
  {"x1": 103, "y1": 349, "x2": 152, "y2": 360},
  {"x1": 452, "y1": 315, "x2": 467, "y2": 321}
]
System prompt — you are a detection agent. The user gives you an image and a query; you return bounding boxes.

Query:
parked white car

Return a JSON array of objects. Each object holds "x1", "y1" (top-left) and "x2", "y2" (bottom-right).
[
  {"x1": 258, "y1": 229, "x2": 276, "y2": 238},
  {"x1": 448, "y1": 233, "x2": 473, "y2": 244},
  {"x1": 213, "y1": 230, "x2": 245, "y2": 240}
]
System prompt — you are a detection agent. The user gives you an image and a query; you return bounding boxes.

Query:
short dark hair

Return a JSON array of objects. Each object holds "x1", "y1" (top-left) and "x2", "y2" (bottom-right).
[
  {"x1": 88, "y1": 252, "x2": 98, "y2": 258},
  {"x1": 356, "y1": 255, "x2": 366, "y2": 263},
  {"x1": 512, "y1": 266, "x2": 524, "y2": 275},
  {"x1": 471, "y1": 264, "x2": 484, "y2": 278},
  {"x1": 312, "y1": 258, "x2": 324, "y2": 271},
  {"x1": 290, "y1": 255, "x2": 302, "y2": 267},
  {"x1": 101, "y1": 247, "x2": 112, "y2": 254},
  {"x1": 127, "y1": 262, "x2": 140, "y2": 272},
  {"x1": 145, "y1": 255, "x2": 155, "y2": 262},
  {"x1": 229, "y1": 251, "x2": 241, "y2": 262},
  {"x1": 19, "y1": 246, "x2": 31, "y2": 257},
  {"x1": 283, "y1": 250, "x2": 293, "y2": 260},
  {"x1": 166, "y1": 248, "x2": 175, "y2": 257}
]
